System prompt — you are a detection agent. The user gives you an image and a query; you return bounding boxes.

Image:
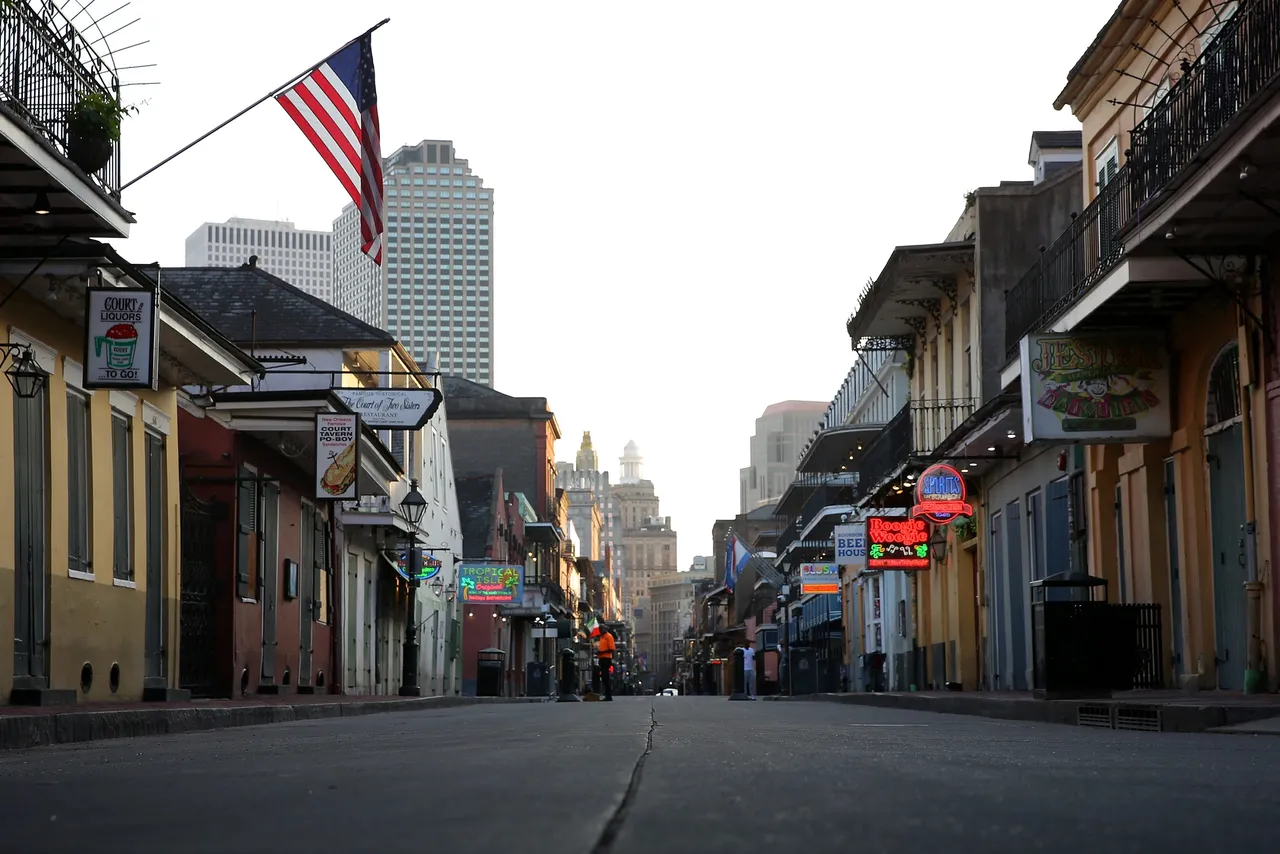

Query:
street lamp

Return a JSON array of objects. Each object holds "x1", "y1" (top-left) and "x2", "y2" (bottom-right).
[
  {"x1": 2, "y1": 344, "x2": 46, "y2": 399},
  {"x1": 396, "y1": 479, "x2": 428, "y2": 697},
  {"x1": 399, "y1": 479, "x2": 428, "y2": 528}
]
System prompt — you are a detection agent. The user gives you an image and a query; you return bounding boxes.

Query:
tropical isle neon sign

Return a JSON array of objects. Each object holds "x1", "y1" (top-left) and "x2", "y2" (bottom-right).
[{"x1": 911, "y1": 463, "x2": 973, "y2": 524}]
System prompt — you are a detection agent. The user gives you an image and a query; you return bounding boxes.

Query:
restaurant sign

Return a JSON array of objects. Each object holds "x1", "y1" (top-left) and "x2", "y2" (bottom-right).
[
  {"x1": 799, "y1": 562, "x2": 839, "y2": 595},
  {"x1": 1020, "y1": 332, "x2": 1172, "y2": 443},
  {"x1": 911, "y1": 463, "x2": 973, "y2": 524},
  {"x1": 867, "y1": 517, "x2": 930, "y2": 570},
  {"x1": 315, "y1": 413, "x2": 359, "y2": 500},
  {"x1": 459, "y1": 563, "x2": 524, "y2": 604},
  {"x1": 332, "y1": 387, "x2": 444, "y2": 430}
]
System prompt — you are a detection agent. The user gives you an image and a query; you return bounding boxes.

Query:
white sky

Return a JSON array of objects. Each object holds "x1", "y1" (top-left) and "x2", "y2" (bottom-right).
[{"x1": 99, "y1": 0, "x2": 1120, "y2": 567}]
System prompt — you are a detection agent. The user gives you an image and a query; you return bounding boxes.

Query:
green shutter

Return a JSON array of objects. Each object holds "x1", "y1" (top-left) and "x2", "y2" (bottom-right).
[{"x1": 236, "y1": 469, "x2": 255, "y2": 598}]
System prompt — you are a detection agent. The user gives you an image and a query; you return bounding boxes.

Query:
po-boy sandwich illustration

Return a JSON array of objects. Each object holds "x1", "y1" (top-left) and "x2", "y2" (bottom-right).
[{"x1": 321, "y1": 439, "x2": 358, "y2": 495}]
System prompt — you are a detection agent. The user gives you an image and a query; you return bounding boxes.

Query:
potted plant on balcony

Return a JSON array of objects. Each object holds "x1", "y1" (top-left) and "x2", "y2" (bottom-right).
[
  {"x1": 952, "y1": 516, "x2": 978, "y2": 544},
  {"x1": 65, "y1": 91, "x2": 134, "y2": 174}
]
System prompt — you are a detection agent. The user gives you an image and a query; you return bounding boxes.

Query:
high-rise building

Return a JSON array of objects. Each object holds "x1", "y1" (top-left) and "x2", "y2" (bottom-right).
[
  {"x1": 183, "y1": 218, "x2": 334, "y2": 303},
  {"x1": 739, "y1": 400, "x2": 828, "y2": 513},
  {"x1": 333, "y1": 139, "x2": 495, "y2": 384},
  {"x1": 557, "y1": 432, "x2": 625, "y2": 615}
]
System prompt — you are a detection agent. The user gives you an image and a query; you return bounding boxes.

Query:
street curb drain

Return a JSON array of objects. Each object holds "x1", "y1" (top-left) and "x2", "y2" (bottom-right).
[
  {"x1": 1077, "y1": 704, "x2": 1113, "y2": 728},
  {"x1": 0, "y1": 696, "x2": 542, "y2": 752}
]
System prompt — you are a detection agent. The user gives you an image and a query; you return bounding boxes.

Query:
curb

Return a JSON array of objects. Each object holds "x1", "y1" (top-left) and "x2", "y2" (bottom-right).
[
  {"x1": 765, "y1": 692, "x2": 1280, "y2": 734},
  {"x1": 0, "y1": 696, "x2": 542, "y2": 752}
]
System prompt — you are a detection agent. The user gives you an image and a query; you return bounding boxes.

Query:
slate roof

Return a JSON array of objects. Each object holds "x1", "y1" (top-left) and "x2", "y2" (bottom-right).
[
  {"x1": 442, "y1": 375, "x2": 556, "y2": 422},
  {"x1": 1031, "y1": 130, "x2": 1083, "y2": 151},
  {"x1": 456, "y1": 474, "x2": 497, "y2": 559},
  {"x1": 150, "y1": 263, "x2": 394, "y2": 348}
]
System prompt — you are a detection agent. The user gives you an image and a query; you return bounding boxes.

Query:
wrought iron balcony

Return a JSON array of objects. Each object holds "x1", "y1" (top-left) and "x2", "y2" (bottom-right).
[
  {"x1": 796, "y1": 481, "x2": 858, "y2": 532},
  {"x1": 1004, "y1": 0, "x2": 1280, "y2": 360},
  {"x1": 856, "y1": 401, "x2": 912, "y2": 495},
  {"x1": 856, "y1": 398, "x2": 976, "y2": 495},
  {"x1": 911, "y1": 397, "x2": 977, "y2": 457},
  {"x1": 0, "y1": 1, "x2": 122, "y2": 197}
]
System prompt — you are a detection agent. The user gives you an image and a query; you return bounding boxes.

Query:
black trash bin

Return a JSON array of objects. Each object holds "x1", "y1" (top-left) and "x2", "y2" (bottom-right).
[
  {"x1": 526, "y1": 661, "x2": 550, "y2": 697},
  {"x1": 476, "y1": 648, "x2": 506, "y2": 697}
]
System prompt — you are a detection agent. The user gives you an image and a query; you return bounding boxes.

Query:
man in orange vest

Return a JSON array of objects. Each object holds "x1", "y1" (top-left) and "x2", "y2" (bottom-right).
[{"x1": 596, "y1": 628, "x2": 616, "y2": 701}]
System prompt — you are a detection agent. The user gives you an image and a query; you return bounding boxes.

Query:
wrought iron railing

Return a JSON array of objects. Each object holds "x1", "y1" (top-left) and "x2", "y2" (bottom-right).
[
  {"x1": 1003, "y1": 168, "x2": 1131, "y2": 360},
  {"x1": 0, "y1": 1, "x2": 122, "y2": 197},
  {"x1": 1004, "y1": 0, "x2": 1280, "y2": 360},
  {"x1": 910, "y1": 397, "x2": 977, "y2": 457},
  {"x1": 796, "y1": 482, "x2": 858, "y2": 532},
  {"x1": 856, "y1": 401, "x2": 912, "y2": 495}
]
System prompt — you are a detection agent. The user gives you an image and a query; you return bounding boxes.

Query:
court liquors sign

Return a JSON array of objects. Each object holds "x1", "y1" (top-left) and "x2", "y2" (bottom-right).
[{"x1": 83, "y1": 287, "x2": 159, "y2": 390}]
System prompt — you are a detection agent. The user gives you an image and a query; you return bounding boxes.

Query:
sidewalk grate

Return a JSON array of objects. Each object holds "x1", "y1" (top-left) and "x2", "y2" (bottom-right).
[
  {"x1": 1115, "y1": 705, "x2": 1162, "y2": 732},
  {"x1": 1077, "y1": 704, "x2": 1113, "y2": 728}
]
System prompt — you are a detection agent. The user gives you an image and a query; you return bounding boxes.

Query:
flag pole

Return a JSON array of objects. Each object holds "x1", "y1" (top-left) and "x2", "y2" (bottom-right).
[{"x1": 119, "y1": 18, "x2": 391, "y2": 192}]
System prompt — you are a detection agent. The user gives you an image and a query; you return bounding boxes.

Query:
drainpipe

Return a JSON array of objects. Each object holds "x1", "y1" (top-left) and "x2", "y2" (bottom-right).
[{"x1": 1238, "y1": 294, "x2": 1264, "y2": 694}]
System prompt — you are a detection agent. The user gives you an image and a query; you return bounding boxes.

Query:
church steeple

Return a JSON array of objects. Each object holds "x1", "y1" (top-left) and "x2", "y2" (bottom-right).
[{"x1": 576, "y1": 431, "x2": 598, "y2": 472}]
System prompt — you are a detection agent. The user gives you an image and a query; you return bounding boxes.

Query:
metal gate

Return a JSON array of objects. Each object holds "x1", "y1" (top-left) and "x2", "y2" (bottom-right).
[{"x1": 179, "y1": 485, "x2": 218, "y2": 698}]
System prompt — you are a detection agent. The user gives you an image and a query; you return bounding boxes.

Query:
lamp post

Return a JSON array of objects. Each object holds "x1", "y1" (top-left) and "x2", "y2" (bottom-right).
[
  {"x1": 777, "y1": 582, "x2": 792, "y2": 696},
  {"x1": 2, "y1": 344, "x2": 47, "y2": 399},
  {"x1": 397, "y1": 479, "x2": 428, "y2": 697}
]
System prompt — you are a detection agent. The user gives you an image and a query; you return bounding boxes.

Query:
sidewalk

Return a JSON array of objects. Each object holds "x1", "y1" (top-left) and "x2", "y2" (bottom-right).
[
  {"x1": 0, "y1": 692, "x2": 543, "y2": 751},
  {"x1": 765, "y1": 689, "x2": 1280, "y2": 734}
]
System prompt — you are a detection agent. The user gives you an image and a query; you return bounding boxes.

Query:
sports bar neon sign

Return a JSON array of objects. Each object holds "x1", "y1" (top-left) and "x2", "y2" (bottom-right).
[
  {"x1": 911, "y1": 463, "x2": 973, "y2": 524},
  {"x1": 867, "y1": 517, "x2": 930, "y2": 570}
]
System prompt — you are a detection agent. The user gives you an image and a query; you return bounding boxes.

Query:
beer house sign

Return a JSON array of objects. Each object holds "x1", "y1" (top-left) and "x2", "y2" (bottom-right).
[{"x1": 911, "y1": 463, "x2": 972, "y2": 525}]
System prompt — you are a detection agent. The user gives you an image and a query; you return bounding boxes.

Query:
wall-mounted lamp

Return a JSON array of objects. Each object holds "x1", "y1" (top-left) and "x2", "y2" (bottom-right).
[
  {"x1": 929, "y1": 525, "x2": 948, "y2": 562},
  {"x1": 1, "y1": 343, "x2": 47, "y2": 399}
]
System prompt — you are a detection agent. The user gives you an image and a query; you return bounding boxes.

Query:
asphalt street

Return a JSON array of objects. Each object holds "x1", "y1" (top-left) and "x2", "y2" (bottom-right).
[{"x1": 1, "y1": 696, "x2": 1278, "y2": 854}]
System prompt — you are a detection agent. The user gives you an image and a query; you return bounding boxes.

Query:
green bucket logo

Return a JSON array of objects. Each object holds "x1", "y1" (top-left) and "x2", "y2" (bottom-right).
[{"x1": 95, "y1": 323, "x2": 138, "y2": 369}]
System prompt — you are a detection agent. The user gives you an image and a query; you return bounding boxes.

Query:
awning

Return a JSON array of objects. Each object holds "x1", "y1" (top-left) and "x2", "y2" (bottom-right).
[
  {"x1": 795, "y1": 423, "x2": 885, "y2": 475},
  {"x1": 848, "y1": 241, "x2": 975, "y2": 343},
  {"x1": 525, "y1": 522, "x2": 561, "y2": 543},
  {"x1": 207, "y1": 389, "x2": 403, "y2": 497}
]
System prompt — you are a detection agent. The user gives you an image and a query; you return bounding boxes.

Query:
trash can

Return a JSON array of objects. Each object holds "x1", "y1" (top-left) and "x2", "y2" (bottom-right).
[
  {"x1": 476, "y1": 648, "x2": 506, "y2": 697},
  {"x1": 526, "y1": 661, "x2": 550, "y2": 697}
]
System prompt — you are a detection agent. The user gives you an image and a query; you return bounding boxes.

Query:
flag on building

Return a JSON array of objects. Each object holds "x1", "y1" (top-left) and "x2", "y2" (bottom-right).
[
  {"x1": 276, "y1": 32, "x2": 385, "y2": 264},
  {"x1": 586, "y1": 616, "x2": 601, "y2": 637},
  {"x1": 724, "y1": 533, "x2": 752, "y2": 592}
]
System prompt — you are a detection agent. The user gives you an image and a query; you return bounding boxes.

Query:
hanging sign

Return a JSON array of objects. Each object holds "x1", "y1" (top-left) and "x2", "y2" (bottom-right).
[
  {"x1": 866, "y1": 517, "x2": 930, "y2": 570},
  {"x1": 332, "y1": 387, "x2": 444, "y2": 430},
  {"x1": 458, "y1": 563, "x2": 524, "y2": 604},
  {"x1": 911, "y1": 463, "x2": 973, "y2": 524},
  {"x1": 799, "y1": 562, "x2": 839, "y2": 595},
  {"x1": 83, "y1": 286, "x2": 160, "y2": 390},
  {"x1": 315, "y1": 413, "x2": 360, "y2": 500},
  {"x1": 833, "y1": 522, "x2": 867, "y2": 572}
]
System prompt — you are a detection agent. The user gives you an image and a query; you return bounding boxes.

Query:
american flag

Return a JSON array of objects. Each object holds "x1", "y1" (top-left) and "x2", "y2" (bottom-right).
[{"x1": 276, "y1": 33, "x2": 385, "y2": 264}]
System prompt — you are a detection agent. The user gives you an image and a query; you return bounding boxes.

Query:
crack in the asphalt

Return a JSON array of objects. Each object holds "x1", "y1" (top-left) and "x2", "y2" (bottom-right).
[{"x1": 590, "y1": 703, "x2": 657, "y2": 854}]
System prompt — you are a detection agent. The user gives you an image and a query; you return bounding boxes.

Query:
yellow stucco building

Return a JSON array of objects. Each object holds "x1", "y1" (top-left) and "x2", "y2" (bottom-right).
[{"x1": 1004, "y1": 0, "x2": 1277, "y2": 692}]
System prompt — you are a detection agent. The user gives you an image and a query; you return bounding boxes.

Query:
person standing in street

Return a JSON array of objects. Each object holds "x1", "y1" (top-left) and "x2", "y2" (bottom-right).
[
  {"x1": 596, "y1": 628, "x2": 616, "y2": 701},
  {"x1": 742, "y1": 641, "x2": 756, "y2": 699}
]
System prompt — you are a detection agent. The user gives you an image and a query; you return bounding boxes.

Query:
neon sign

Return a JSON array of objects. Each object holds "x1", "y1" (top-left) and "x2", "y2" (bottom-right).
[
  {"x1": 459, "y1": 564, "x2": 524, "y2": 604},
  {"x1": 911, "y1": 463, "x2": 973, "y2": 524},
  {"x1": 866, "y1": 517, "x2": 930, "y2": 570}
]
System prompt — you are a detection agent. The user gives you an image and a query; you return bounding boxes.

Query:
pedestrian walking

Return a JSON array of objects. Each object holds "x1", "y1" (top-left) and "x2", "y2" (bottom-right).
[
  {"x1": 596, "y1": 628, "x2": 616, "y2": 701},
  {"x1": 742, "y1": 642, "x2": 756, "y2": 699}
]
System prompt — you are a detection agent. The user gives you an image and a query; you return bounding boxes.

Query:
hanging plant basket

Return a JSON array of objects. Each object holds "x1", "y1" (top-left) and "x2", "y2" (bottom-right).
[
  {"x1": 67, "y1": 133, "x2": 112, "y2": 174},
  {"x1": 65, "y1": 91, "x2": 133, "y2": 175}
]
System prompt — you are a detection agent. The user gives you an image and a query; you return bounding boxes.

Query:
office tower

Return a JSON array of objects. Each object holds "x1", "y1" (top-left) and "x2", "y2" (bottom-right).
[
  {"x1": 184, "y1": 217, "x2": 333, "y2": 303},
  {"x1": 333, "y1": 139, "x2": 494, "y2": 383}
]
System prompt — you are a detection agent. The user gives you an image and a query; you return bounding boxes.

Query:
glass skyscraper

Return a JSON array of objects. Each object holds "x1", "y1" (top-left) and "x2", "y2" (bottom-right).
[{"x1": 333, "y1": 139, "x2": 494, "y2": 384}]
